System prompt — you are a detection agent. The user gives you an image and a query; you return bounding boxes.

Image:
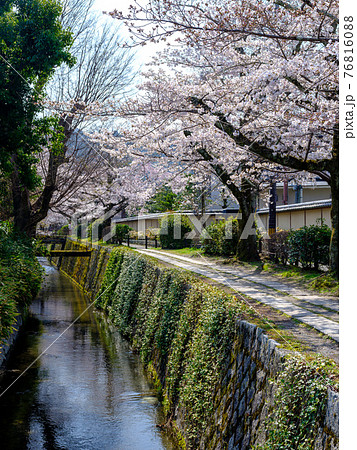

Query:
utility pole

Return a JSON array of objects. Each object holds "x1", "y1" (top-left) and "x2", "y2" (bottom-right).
[{"x1": 268, "y1": 182, "x2": 277, "y2": 236}]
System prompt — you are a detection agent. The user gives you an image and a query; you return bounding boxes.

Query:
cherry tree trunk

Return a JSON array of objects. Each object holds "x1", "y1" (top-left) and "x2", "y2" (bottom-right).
[{"x1": 235, "y1": 181, "x2": 259, "y2": 261}]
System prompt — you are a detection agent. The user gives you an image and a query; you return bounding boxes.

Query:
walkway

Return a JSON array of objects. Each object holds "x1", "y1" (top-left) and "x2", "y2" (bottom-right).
[{"x1": 134, "y1": 248, "x2": 339, "y2": 343}]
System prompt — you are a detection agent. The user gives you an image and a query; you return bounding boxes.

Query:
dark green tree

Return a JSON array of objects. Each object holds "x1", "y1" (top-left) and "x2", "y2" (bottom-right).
[
  {"x1": 0, "y1": 0, "x2": 74, "y2": 235},
  {"x1": 145, "y1": 185, "x2": 179, "y2": 213}
]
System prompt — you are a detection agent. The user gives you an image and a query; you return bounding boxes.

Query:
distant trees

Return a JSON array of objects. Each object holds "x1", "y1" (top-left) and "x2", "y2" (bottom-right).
[
  {"x1": 38, "y1": 0, "x2": 137, "y2": 226},
  {"x1": 145, "y1": 186, "x2": 179, "y2": 213}
]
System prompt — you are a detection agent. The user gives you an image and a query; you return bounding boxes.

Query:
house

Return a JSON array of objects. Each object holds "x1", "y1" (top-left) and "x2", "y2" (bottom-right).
[
  {"x1": 256, "y1": 180, "x2": 332, "y2": 230},
  {"x1": 112, "y1": 179, "x2": 332, "y2": 237}
]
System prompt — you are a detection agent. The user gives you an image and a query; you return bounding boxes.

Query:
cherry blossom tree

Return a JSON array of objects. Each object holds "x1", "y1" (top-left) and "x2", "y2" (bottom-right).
[{"x1": 106, "y1": 0, "x2": 338, "y2": 272}]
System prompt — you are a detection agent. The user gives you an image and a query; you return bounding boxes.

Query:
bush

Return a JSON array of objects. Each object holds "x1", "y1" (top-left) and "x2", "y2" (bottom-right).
[
  {"x1": 287, "y1": 222, "x2": 331, "y2": 270},
  {"x1": 0, "y1": 222, "x2": 43, "y2": 344},
  {"x1": 260, "y1": 356, "x2": 334, "y2": 450},
  {"x1": 113, "y1": 224, "x2": 132, "y2": 244},
  {"x1": 159, "y1": 214, "x2": 193, "y2": 249},
  {"x1": 201, "y1": 218, "x2": 240, "y2": 256}
]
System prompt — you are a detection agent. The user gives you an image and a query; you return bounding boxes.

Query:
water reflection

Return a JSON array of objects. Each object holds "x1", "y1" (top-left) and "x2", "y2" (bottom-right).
[{"x1": 0, "y1": 259, "x2": 174, "y2": 450}]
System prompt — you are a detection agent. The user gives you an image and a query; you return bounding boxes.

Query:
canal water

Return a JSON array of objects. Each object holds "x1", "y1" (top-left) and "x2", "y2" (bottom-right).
[{"x1": 0, "y1": 258, "x2": 175, "y2": 450}]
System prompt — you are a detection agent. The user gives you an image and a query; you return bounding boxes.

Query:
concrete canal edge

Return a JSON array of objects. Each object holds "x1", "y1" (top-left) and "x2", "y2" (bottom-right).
[{"x1": 52, "y1": 240, "x2": 339, "y2": 449}]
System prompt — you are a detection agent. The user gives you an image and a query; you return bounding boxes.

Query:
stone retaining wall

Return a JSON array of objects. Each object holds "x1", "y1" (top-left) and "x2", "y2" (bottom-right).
[{"x1": 199, "y1": 320, "x2": 338, "y2": 449}]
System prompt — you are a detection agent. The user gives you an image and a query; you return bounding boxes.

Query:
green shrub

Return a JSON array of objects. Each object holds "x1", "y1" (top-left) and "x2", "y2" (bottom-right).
[
  {"x1": 165, "y1": 286, "x2": 204, "y2": 407},
  {"x1": 131, "y1": 262, "x2": 161, "y2": 350},
  {"x1": 107, "y1": 251, "x2": 148, "y2": 337},
  {"x1": 287, "y1": 222, "x2": 331, "y2": 270},
  {"x1": 201, "y1": 218, "x2": 240, "y2": 256},
  {"x1": 177, "y1": 288, "x2": 239, "y2": 445},
  {"x1": 95, "y1": 247, "x2": 126, "y2": 309},
  {"x1": 34, "y1": 240, "x2": 50, "y2": 257},
  {"x1": 114, "y1": 223, "x2": 132, "y2": 244},
  {"x1": 140, "y1": 270, "x2": 173, "y2": 363},
  {"x1": 0, "y1": 222, "x2": 43, "y2": 345},
  {"x1": 259, "y1": 356, "x2": 335, "y2": 450},
  {"x1": 159, "y1": 214, "x2": 193, "y2": 249}
]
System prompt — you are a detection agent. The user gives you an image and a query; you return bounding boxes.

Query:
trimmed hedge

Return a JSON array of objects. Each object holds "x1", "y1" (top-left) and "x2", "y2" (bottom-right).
[
  {"x1": 287, "y1": 223, "x2": 331, "y2": 270},
  {"x1": 261, "y1": 223, "x2": 332, "y2": 271},
  {"x1": 113, "y1": 224, "x2": 132, "y2": 244},
  {"x1": 95, "y1": 246, "x2": 245, "y2": 447},
  {"x1": 0, "y1": 222, "x2": 42, "y2": 346}
]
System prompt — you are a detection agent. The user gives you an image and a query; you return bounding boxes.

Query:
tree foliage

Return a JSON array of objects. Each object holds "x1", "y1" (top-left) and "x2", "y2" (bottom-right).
[
  {"x1": 114, "y1": 224, "x2": 132, "y2": 244},
  {"x1": 201, "y1": 218, "x2": 241, "y2": 257},
  {"x1": 0, "y1": 0, "x2": 73, "y2": 188},
  {"x1": 145, "y1": 185, "x2": 179, "y2": 213},
  {"x1": 0, "y1": 221, "x2": 42, "y2": 344}
]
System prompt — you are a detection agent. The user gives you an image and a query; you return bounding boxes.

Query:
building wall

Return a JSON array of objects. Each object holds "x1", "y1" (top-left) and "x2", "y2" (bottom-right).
[
  {"x1": 301, "y1": 187, "x2": 331, "y2": 203},
  {"x1": 258, "y1": 207, "x2": 331, "y2": 232},
  {"x1": 259, "y1": 184, "x2": 331, "y2": 208}
]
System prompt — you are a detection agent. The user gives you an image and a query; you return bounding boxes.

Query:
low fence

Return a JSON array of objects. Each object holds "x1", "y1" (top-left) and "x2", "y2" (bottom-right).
[{"x1": 126, "y1": 236, "x2": 159, "y2": 249}]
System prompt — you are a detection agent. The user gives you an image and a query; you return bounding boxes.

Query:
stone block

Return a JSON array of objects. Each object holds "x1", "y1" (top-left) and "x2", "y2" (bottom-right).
[
  {"x1": 233, "y1": 387, "x2": 240, "y2": 411},
  {"x1": 250, "y1": 360, "x2": 257, "y2": 378},
  {"x1": 243, "y1": 354, "x2": 251, "y2": 376},
  {"x1": 228, "y1": 433, "x2": 235, "y2": 450},
  {"x1": 256, "y1": 369, "x2": 266, "y2": 389},
  {"x1": 241, "y1": 372, "x2": 249, "y2": 393},
  {"x1": 251, "y1": 390, "x2": 263, "y2": 415},
  {"x1": 234, "y1": 422, "x2": 244, "y2": 446},
  {"x1": 325, "y1": 389, "x2": 339, "y2": 437},
  {"x1": 231, "y1": 410, "x2": 238, "y2": 428},
  {"x1": 241, "y1": 430, "x2": 251, "y2": 450},
  {"x1": 236, "y1": 351, "x2": 244, "y2": 371}
]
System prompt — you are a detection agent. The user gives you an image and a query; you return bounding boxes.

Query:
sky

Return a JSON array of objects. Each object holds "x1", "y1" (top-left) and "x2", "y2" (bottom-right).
[{"x1": 92, "y1": 0, "x2": 164, "y2": 69}]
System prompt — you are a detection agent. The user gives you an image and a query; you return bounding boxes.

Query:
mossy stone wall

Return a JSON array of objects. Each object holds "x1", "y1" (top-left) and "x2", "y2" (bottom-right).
[{"x1": 55, "y1": 242, "x2": 338, "y2": 449}]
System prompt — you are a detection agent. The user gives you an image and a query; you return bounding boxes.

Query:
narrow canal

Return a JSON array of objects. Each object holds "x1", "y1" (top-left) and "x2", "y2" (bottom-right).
[{"x1": 0, "y1": 258, "x2": 175, "y2": 450}]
